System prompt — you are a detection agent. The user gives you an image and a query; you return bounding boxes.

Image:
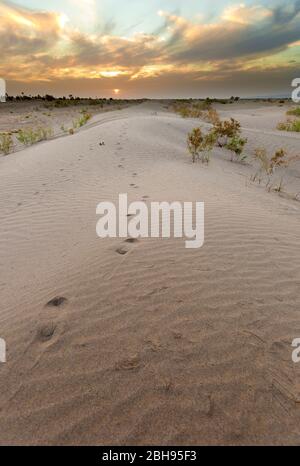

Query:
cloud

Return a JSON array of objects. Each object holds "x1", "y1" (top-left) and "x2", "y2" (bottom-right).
[
  {"x1": 161, "y1": 3, "x2": 300, "y2": 62},
  {"x1": 0, "y1": 1, "x2": 65, "y2": 58},
  {"x1": 67, "y1": 0, "x2": 97, "y2": 29},
  {"x1": 0, "y1": 0, "x2": 300, "y2": 97},
  {"x1": 222, "y1": 4, "x2": 272, "y2": 24}
]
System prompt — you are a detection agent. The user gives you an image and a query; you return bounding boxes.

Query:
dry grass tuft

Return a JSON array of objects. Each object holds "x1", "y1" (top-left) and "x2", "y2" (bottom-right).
[{"x1": 0, "y1": 133, "x2": 13, "y2": 155}]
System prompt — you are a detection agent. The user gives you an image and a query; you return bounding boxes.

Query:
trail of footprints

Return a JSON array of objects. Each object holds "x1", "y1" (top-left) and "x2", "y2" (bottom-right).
[
  {"x1": 36, "y1": 296, "x2": 68, "y2": 345},
  {"x1": 113, "y1": 127, "x2": 153, "y2": 256}
]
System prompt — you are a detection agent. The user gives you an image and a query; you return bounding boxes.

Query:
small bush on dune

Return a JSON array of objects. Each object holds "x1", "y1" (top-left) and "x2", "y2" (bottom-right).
[
  {"x1": 277, "y1": 118, "x2": 300, "y2": 132},
  {"x1": 187, "y1": 127, "x2": 217, "y2": 164},
  {"x1": 177, "y1": 105, "x2": 192, "y2": 118},
  {"x1": 213, "y1": 118, "x2": 241, "y2": 147},
  {"x1": 0, "y1": 133, "x2": 13, "y2": 155},
  {"x1": 17, "y1": 129, "x2": 33, "y2": 145},
  {"x1": 38, "y1": 127, "x2": 53, "y2": 140},
  {"x1": 173, "y1": 100, "x2": 212, "y2": 119},
  {"x1": 226, "y1": 136, "x2": 248, "y2": 162},
  {"x1": 289, "y1": 120, "x2": 300, "y2": 132},
  {"x1": 253, "y1": 148, "x2": 269, "y2": 176},
  {"x1": 187, "y1": 128, "x2": 203, "y2": 163},
  {"x1": 73, "y1": 111, "x2": 91, "y2": 129},
  {"x1": 253, "y1": 148, "x2": 288, "y2": 176},
  {"x1": 287, "y1": 107, "x2": 300, "y2": 117},
  {"x1": 201, "y1": 130, "x2": 217, "y2": 164},
  {"x1": 203, "y1": 108, "x2": 220, "y2": 125},
  {"x1": 17, "y1": 127, "x2": 53, "y2": 146},
  {"x1": 270, "y1": 149, "x2": 289, "y2": 172},
  {"x1": 252, "y1": 147, "x2": 290, "y2": 190},
  {"x1": 186, "y1": 116, "x2": 245, "y2": 165}
]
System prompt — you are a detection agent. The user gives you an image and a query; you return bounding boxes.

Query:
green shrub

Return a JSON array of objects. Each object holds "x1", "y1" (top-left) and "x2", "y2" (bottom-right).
[
  {"x1": 214, "y1": 118, "x2": 241, "y2": 138},
  {"x1": 287, "y1": 107, "x2": 300, "y2": 117},
  {"x1": 73, "y1": 112, "x2": 91, "y2": 129},
  {"x1": 0, "y1": 133, "x2": 13, "y2": 155},
  {"x1": 187, "y1": 128, "x2": 216, "y2": 164},
  {"x1": 187, "y1": 128, "x2": 203, "y2": 163},
  {"x1": 226, "y1": 136, "x2": 248, "y2": 162},
  {"x1": 203, "y1": 108, "x2": 220, "y2": 125},
  {"x1": 252, "y1": 147, "x2": 289, "y2": 189},
  {"x1": 173, "y1": 100, "x2": 212, "y2": 118},
  {"x1": 277, "y1": 119, "x2": 300, "y2": 132},
  {"x1": 17, "y1": 127, "x2": 53, "y2": 145}
]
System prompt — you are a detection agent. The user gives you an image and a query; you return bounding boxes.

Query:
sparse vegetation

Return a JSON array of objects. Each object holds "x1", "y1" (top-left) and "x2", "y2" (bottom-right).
[
  {"x1": 187, "y1": 127, "x2": 217, "y2": 164},
  {"x1": 287, "y1": 107, "x2": 300, "y2": 117},
  {"x1": 254, "y1": 147, "x2": 288, "y2": 175},
  {"x1": 187, "y1": 128, "x2": 202, "y2": 163},
  {"x1": 213, "y1": 118, "x2": 241, "y2": 146},
  {"x1": 173, "y1": 99, "x2": 212, "y2": 118},
  {"x1": 73, "y1": 111, "x2": 91, "y2": 129},
  {"x1": 252, "y1": 148, "x2": 290, "y2": 190},
  {"x1": 203, "y1": 108, "x2": 220, "y2": 125},
  {"x1": 226, "y1": 136, "x2": 248, "y2": 162},
  {"x1": 277, "y1": 119, "x2": 300, "y2": 132},
  {"x1": 17, "y1": 127, "x2": 53, "y2": 146},
  {"x1": 186, "y1": 115, "x2": 246, "y2": 165},
  {"x1": 202, "y1": 130, "x2": 217, "y2": 164},
  {"x1": 0, "y1": 133, "x2": 13, "y2": 155}
]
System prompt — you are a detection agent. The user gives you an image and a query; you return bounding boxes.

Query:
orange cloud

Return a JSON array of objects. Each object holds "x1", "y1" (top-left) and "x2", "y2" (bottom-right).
[
  {"x1": 222, "y1": 4, "x2": 272, "y2": 24},
  {"x1": 0, "y1": 0, "x2": 299, "y2": 97}
]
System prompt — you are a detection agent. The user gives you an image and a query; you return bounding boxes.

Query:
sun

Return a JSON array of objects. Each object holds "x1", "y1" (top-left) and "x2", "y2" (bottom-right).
[{"x1": 113, "y1": 89, "x2": 120, "y2": 95}]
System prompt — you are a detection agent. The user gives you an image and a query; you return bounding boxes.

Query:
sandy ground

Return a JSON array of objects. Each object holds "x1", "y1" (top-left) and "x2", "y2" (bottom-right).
[
  {"x1": 0, "y1": 102, "x2": 300, "y2": 445},
  {"x1": 0, "y1": 100, "x2": 134, "y2": 153}
]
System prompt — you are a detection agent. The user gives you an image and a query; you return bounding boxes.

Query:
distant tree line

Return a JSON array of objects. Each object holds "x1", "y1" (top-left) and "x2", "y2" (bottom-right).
[{"x1": 5, "y1": 93, "x2": 147, "y2": 106}]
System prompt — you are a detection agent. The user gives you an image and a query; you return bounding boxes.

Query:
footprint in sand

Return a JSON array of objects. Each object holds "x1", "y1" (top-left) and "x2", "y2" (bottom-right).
[
  {"x1": 37, "y1": 322, "x2": 56, "y2": 342},
  {"x1": 115, "y1": 355, "x2": 142, "y2": 371},
  {"x1": 116, "y1": 237, "x2": 139, "y2": 255},
  {"x1": 46, "y1": 296, "x2": 67, "y2": 308},
  {"x1": 116, "y1": 246, "x2": 130, "y2": 255},
  {"x1": 124, "y1": 238, "x2": 139, "y2": 244}
]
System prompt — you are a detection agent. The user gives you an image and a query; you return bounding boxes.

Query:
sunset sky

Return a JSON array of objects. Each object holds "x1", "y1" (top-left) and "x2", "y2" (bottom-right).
[{"x1": 0, "y1": 0, "x2": 300, "y2": 98}]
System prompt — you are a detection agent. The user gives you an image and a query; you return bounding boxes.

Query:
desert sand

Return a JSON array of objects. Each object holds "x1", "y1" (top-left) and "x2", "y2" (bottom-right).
[
  {"x1": 0, "y1": 101, "x2": 300, "y2": 445},
  {"x1": 0, "y1": 99, "x2": 137, "y2": 154}
]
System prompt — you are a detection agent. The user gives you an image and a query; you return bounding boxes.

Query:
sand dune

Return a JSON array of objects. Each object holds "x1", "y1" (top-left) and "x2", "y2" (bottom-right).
[{"x1": 0, "y1": 102, "x2": 300, "y2": 445}]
